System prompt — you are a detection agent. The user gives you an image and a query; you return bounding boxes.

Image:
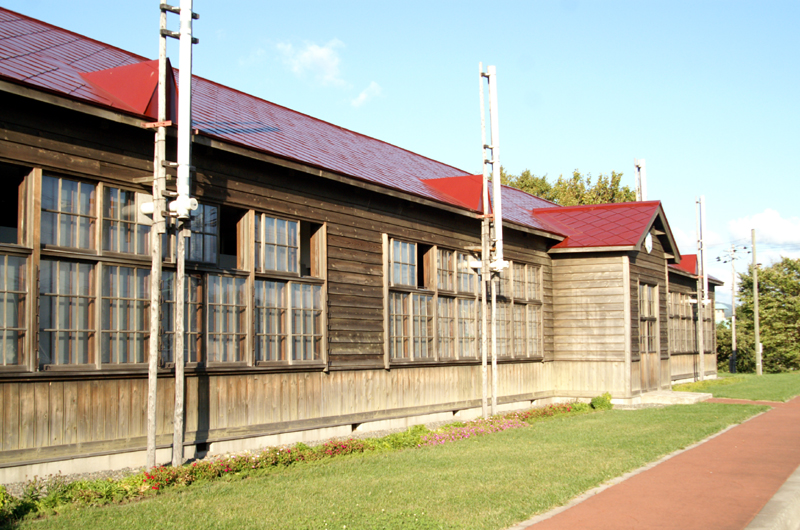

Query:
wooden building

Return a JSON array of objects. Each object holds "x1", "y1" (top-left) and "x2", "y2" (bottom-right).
[{"x1": 0, "y1": 8, "x2": 716, "y2": 482}]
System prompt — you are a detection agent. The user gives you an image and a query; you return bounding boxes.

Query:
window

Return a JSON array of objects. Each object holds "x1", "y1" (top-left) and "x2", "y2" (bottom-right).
[
  {"x1": 456, "y1": 252, "x2": 476, "y2": 294},
  {"x1": 41, "y1": 176, "x2": 96, "y2": 250},
  {"x1": 498, "y1": 262, "x2": 542, "y2": 358},
  {"x1": 388, "y1": 291, "x2": 433, "y2": 360},
  {"x1": 161, "y1": 271, "x2": 203, "y2": 364},
  {"x1": 494, "y1": 301, "x2": 511, "y2": 356},
  {"x1": 411, "y1": 294, "x2": 434, "y2": 358},
  {"x1": 0, "y1": 254, "x2": 26, "y2": 366},
  {"x1": 639, "y1": 284, "x2": 657, "y2": 354},
  {"x1": 39, "y1": 260, "x2": 94, "y2": 365},
  {"x1": 457, "y1": 298, "x2": 477, "y2": 357},
  {"x1": 255, "y1": 280, "x2": 286, "y2": 361},
  {"x1": 669, "y1": 292, "x2": 695, "y2": 354},
  {"x1": 389, "y1": 292, "x2": 409, "y2": 359},
  {"x1": 391, "y1": 240, "x2": 416, "y2": 286},
  {"x1": 101, "y1": 265, "x2": 149, "y2": 364},
  {"x1": 219, "y1": 206, "x2": 249, "y2": 270},
  {"x1": 437, "y1": 296, "x2": 455, "y2": 358},
  {"x1": 290, "y1": 283, "x2": 323, "y2": 361},
  {"x1": 387, "y1": 238, "x2": 543, "y2": 362},
  {"x1": 255, "y1": 214, "x2": 298, "y2": 273},
  {"x1": 186, "y1": 203, "x2": 218, "y2": 264},
  {"x1": 207, "y1": 275, "x2": 247, "y2": 362},
  {"x1": 437, "y1": 249, "x2": 454, "y2": 291},
  {"x1": 102, "y1": 187, "x2": 152, "y2": 255},
  {"x1": 0, "y1": 162, "x2": 30, "y2": 245}
]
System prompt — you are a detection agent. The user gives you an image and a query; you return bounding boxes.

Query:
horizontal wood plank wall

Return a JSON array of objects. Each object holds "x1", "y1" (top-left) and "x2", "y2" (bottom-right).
[
  {"x1": 0, "y1": 92, "x2": 557, "y2": 467},
  {"x1": 553, "y1": 360, "x2": 627, "y2": 396},
  {"x1": 0, "y1": 362, "x2": 553, "y2": 465},
  {"x1": 551, "y1": 255, "x2": 626, "y2": 362}
]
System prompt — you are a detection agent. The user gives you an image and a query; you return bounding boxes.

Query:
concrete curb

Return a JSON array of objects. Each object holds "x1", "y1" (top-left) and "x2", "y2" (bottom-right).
[{"x1": 745, "y1": 463, "x2": 800, "y2": 530}]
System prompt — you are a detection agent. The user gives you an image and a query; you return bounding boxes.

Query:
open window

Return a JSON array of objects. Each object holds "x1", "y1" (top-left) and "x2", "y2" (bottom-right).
[
  {"x1": 0, "y1": 162, "x2": 31, "y2": 246},
  {"x1": 219, "y1": 205, "x2": 248, "y2": 270},
  {"x1": 300, "y1": 221, "x2": 324, "y2": 277}
]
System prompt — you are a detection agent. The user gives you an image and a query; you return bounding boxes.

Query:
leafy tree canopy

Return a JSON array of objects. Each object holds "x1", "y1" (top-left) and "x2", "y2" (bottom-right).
[
  {"x1": 500, "y1": 168, "x2": 636, "y2": 206},
  {"x1": 718, "y1": 257, "x2": 800, "y2": 373}
]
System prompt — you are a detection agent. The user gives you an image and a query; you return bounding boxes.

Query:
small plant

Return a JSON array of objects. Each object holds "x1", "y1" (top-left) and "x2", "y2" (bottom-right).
[
  {"x1": 571, "y1": 402, "x2": 591, "y2": 413},
  {"x1": 590, "y1": 392, "x2": 613, "y2": 410}
]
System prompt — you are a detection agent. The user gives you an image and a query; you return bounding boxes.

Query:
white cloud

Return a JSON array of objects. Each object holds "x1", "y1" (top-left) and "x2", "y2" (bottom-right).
[
  {"x1": 238, "y1": 47, "x2": 267, "y2": 67},
  {"x1": 351, "y1": 81, "x2": 382, "y2": 107},
  {"x1": 728, "y1": 208, "x2": 800, "y2": 246},
  {"x1": 671, "y1": 225, "x2": 723, "y2": 257},
  {"x1": 276, "y1": 39, "x2": 347, "y2": 87}
]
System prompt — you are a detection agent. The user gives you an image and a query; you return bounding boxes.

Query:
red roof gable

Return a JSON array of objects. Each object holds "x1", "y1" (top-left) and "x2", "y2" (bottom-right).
[
  {"x1": 670, "y1": 254, "x2": 698, "y2": 275},
  {"x1": 533, "y1": 201, "x2": 663, "y2": 250}
]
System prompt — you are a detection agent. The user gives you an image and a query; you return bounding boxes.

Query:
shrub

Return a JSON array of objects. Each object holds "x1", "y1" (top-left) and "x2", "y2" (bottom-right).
[
  {"x1": 571, "y1": 402, "x2": 591, "y2": 413},
  {"x1": 590, "y1": 392, "x2": 613, "y2": 410}
]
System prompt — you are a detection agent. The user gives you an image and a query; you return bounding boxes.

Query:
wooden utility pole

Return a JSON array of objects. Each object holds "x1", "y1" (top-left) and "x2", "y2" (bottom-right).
[
  {"x1": 172, "y1": 0, "x2": 198, "y2": 468},
  {"x1": 146, "y1": 4, "x2": 170, "y2": 470},
  {"x1": 730, "y1": 245, "x2": 737, "y2": 372},
  {"x1": 717, "y1": 244, "x2": 749, "y2": 374},
  {"x1": 479, "y1": 64, "x2": 505, "y2": 417},
  {"x1": 478, "y1": 63, "x2": 489, "y2": 419},
  {"x1": 695, "y1": 197, "x2": 706, "y2": 381},
  {"x1": 752, "y1": 229, "x2": 761, "y2": 375}
]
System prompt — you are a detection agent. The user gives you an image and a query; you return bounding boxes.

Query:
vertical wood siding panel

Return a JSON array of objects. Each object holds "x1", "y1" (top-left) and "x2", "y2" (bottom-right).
[
  {"x1": 3, "y1": 384, "x2": 20, "y2": 451},
  {"x1": 33, "y1": 382, "x2": 49, "y2": 448},
  {"x1": 104, "y1": 381, "x2": 118, "y2": 441},
  {"x1": 117, "y1": 379, "x2": 130, "y2": 440},
  {"x1": 185, "y1": 376, "x2": 198, "y2": 434},
  {"x1": 76, "y1": 382, "x2": 91, "y2": 444},
  {"x1": 90, "y1": 380, "x2": 103, "y2": 442},
  {"x1": 18, "y1": 384, "x2": 34, "y2": 449},
  {"x1": 63, "y1": 381, "x2": 77, "y2": 445}
]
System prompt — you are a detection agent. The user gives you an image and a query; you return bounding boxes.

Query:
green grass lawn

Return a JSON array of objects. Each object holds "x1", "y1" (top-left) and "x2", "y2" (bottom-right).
[
  {"x1": 674, "y1": 371, "x2": 800, "y2": 402},
  {"x1": 15, "y1": 403, "x2": 764, "y2": 530}
]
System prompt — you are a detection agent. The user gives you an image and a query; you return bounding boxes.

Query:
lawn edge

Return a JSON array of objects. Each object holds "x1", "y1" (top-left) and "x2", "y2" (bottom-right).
[{"x1": 506, "y1": 405, "x2": 771, "y2": 530}]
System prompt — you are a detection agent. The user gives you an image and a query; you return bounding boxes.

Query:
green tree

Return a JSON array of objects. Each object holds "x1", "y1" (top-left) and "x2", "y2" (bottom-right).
[
  {"x1": 501, "y1": 168, "x2": 636, "y2": 206},
  {"x1": 720, "y1": 257, "x2": 800, "y2": 373}
]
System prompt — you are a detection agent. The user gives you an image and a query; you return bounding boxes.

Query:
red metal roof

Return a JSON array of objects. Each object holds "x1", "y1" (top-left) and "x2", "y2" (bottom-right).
[
  {"x1": 0, "y1": 8, "x2": 477, "y2": 212},
  {"x1": 670, "y1": 254, "x2": 698, "y2": 275},
  {"x1": 0, "y1": 7, "x2": 681, "y2": 251},
  {"x1": 533, "y1": 201, "x2": 663, "y2": 250}
]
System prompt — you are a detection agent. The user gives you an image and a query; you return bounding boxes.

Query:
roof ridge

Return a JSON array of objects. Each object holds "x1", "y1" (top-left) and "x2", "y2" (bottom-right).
[{"x1": 534, "y1": 200, "x2": 660, "y2": 212}]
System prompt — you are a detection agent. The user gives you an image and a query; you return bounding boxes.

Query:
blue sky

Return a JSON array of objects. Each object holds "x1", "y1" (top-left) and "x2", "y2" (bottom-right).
[{"x1": 6, "y1": 0, "x2": 799, "y2": 302}]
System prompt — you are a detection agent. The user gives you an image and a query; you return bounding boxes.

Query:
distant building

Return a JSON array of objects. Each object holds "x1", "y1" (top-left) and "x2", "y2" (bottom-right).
[{"x1": 715, "y1": 302, "x2": 732, "y2": 324}]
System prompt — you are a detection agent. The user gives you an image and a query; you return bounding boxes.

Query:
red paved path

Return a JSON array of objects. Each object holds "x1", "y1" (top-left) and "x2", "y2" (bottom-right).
[{"x1": 523, "y1": 397, "x2": 800, "y2": 530}]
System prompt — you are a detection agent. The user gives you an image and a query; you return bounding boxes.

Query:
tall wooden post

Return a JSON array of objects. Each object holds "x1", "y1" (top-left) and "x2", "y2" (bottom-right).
[
  {"x1": 478, "y1": 63, "x2": 489, "y2": 419},
  {"x1": 146, "y1": 6, "x2": 169, "y2": 470},
  {"x1": 752, "y1": 229, "x2": 761, "y2": 375}
]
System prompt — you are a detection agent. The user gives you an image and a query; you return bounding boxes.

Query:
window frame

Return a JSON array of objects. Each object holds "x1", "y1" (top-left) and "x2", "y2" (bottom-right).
[
  {"x1": 638, "y1": 283, "x2": 658, "y2": 355},
  {"x1": 385, "y1": 237, "x2": 542, "y2": 364}
]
